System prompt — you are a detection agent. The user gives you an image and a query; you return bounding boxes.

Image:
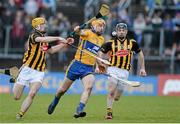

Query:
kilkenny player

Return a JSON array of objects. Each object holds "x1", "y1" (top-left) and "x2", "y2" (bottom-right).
[
  {"x1": 11, "y1": 17, "x2": 73, "y2": 119},
  {"x1": 98, "y1": 23, "x2": 147, "y2": 119}
]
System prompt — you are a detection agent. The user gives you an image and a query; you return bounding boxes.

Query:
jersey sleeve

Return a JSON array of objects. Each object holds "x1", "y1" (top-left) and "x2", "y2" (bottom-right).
[
  {"x1": 100, "y1": 42, "x2": 112, "y2": 54},
  {"x1": 80, "y1": 29, "x2": 90, "y2": 37},
  {"x1": 29, "y1": 32, "x2": 41, "y2": 44},
  {"x1": 131, "y1": 40, "x2": 141, "y2": 53}
]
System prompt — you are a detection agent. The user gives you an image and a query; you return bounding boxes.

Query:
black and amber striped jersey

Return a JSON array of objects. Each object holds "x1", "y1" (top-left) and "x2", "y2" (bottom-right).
[
  {"x1": 23, "y1": 31, "x2": 48, "y2": 72},
  {"x1": 100, "y1": 37, "x2": 141, "y2": 71}
]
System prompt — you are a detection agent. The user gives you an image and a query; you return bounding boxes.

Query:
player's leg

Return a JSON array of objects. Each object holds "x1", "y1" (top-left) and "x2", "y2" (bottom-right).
[
  {"x1": 13, "y1": 83, "x2": 25, "y2": 100},
  {"x1": 16, "y1": 82, "x2": 42, "y2": 119},
  {"x1": 105, "y1": 77, "x2": 118, "y2": 119},
  {"x1": 48, "y1": 61, "x2": 80, "y2": 115},
  {"x1": 74, "y1": 74, "x2": 95, "y2": 118},
  {"x1": 113, "y1": 68, "x2": 128, "y2": 101},
  {"x1": 12, "y1": 66, "x2": 26, "y2": 100},
  {"x1": 114, "y1": 84, "x2": 124, "y2": 101},
  {"x1": 48, "y1": 77, "x2": 73, "y2": 114}
]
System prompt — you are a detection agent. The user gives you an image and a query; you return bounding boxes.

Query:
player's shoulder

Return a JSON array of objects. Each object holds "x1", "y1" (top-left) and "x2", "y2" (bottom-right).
[
  {"x1": 29, "y1": 31, "x2": 40, "y2": 38},
  {"x1": 82, "y1": 29, "x2": 91, "y2": 33},
  {"x1": 129, "y1": 38, "x2": 136, "y2": 43}
]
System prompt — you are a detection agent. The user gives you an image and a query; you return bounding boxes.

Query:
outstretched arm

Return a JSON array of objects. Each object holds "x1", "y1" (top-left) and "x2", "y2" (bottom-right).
[
  {"x1": 35, "y1": 36, "x2": 67, "y2": 43},
  {"x1": 47, "y1": 38, "x2": 74, "y2": 54}
]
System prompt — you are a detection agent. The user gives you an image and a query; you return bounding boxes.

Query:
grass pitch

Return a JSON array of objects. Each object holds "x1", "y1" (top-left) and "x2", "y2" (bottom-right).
[{"x1": 0, "y1": 94, "x2": 179, "y2": 123}]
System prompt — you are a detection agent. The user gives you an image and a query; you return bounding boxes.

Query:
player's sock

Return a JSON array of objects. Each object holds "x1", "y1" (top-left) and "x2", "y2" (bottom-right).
[
  {"x1": 105, "y1": 108, "x2": 113, "y2": 119},
  {"x1": 74, "y1": 102, "x2": 86, "y2": 118},
  {"x1": 52, "y1": 96, "x2": 60, "y2": 106},
  {"x1": 107, "y1": 108, "x2": 112, "y2": 113},
  {"x1": 48, "y1": 95, "x2": 60, "y2": 114},
  {"x1": 76, "y1": 102, "x2": 85, "y2": 114},
  {"x1": 16, "y1": 111, "x2": 24, "y2": 119},
  {"x1": 4, "y1": 69, "x2": 10, "y2": 75}
]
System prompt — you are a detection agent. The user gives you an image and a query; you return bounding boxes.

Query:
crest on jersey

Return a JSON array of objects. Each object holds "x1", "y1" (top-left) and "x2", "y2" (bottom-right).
[{"x1": 116, "y1": 50, "x2": 129, "y2": 57}]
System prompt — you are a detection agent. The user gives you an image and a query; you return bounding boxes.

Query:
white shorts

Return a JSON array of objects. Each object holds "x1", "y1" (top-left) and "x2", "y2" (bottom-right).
[
  {"x1": 107, "y1": 66, "x2": 129, "y2": 90},
  {"x1": 16, "y1": 66, "x2": 45, "y2": 87}
]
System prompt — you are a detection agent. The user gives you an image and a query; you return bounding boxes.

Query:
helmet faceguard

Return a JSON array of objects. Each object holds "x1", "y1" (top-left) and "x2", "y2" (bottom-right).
[{"x1": 115, "y1": 23, "x2": 128, "y2": 41}]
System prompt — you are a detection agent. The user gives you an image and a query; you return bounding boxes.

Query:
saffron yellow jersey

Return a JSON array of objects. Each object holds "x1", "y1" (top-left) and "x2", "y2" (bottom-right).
[
  {"x1": 74, "y1": 29, "x2": 105, "y2": 65},
  {"x1": 23, "y1": 31, "x2": 48, "y2": 72}
]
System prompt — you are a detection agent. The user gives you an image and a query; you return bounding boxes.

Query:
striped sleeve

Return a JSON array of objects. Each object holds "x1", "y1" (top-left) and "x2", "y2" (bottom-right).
[
  {"x1": 30, "y1": 33, "x2": 41, "y2": 44},
  {"x1": 131, "y1": 39, "x2": 141, "y2": 53}
]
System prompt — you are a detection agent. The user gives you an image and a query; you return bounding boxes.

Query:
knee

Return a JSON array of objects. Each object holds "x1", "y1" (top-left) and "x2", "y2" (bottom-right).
[
  {"x1": 108, "y1": 91, "x2": 115, "y2": 98},
  {"x1": 85, "y1": 87, "x2": 93, "y2": 93},
  {"x1": 59, "y1": 88, "x2": 67, "y2": 94},
  {"x1": 28, "y1": 91, "x2": 37, "y2": 99}
]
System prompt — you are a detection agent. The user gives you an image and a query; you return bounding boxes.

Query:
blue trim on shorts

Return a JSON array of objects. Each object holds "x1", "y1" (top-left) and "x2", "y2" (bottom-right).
[{"x1": 66, "y1": 60, "x2": 94, "y2": 81}]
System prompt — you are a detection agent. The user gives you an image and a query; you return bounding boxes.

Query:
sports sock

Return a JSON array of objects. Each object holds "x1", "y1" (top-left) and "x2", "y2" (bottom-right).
[
  {"x1": 76, "y1": 102, "x2": 85, "y2": 114},
  {"x1": 51, "y1": 95, "x2": 60, "y2": 106},
  {"x1": 107, "y1": 108, "x2": 112, "y2": 113},
  {"x1": 17, "y1": 111, "x2": 24, "y2": 117}
]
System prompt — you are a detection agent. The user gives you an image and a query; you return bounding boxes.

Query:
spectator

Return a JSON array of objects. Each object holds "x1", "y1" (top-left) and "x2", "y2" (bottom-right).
[
  {"x1": 151, "y1": 11, "x2": 163, "y2": 50},
  {"x1": 133, "y1": 13, "x2": 146, "y2": 46},
  {"x1": 40, "y1": 0, "x2": 56, "y2": 18},
  {"x1": 10, "y1": 10, "x2": 25, "y2": 48},
  {"x1": 163, "y1": 13, "x2": 174, "y2": 55},
  {"x1": 24, "y1": 0, "x2": 39, "y2": 17}
]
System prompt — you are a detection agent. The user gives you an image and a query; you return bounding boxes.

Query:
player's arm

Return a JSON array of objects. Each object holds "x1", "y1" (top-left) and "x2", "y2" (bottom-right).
[
  {"x1": 35, "y1": 36, "x2": 67, "y2": 43},
  {"x1": 96, "y1": 42, "x2": 112, "y2": 73},
  {"x1": 132, "y1": 41, "x2": 147, "y2": 76},
  {"x1": 98, "y1": 42, "x2": 112, "y2": 61},
  {"x1": 73, "y1": 26, "x2": 88, "y2": 36},
  {"x1": 47, "y1": 38, "x2": 74, "y2": 54}
]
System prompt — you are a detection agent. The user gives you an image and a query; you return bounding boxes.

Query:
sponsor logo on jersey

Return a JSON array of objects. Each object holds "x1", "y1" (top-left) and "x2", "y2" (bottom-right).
[{"x1": 116, "y1": 50, "x2": 129, "y2": 57}]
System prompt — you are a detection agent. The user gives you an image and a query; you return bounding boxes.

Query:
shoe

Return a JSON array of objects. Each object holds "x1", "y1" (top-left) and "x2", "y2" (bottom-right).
[
  {"x1": 16, "y1": 113, "x2": 23, "y2": 119},
  {"x1": 74, "y1": 112, "x2": 86, "y2": 118},
  {"x1": 48, "y1": 103, "x2": 56, "y2": 115},
  {"x1": 105, "y1": 112, "x2": 113, "y2": 119}
]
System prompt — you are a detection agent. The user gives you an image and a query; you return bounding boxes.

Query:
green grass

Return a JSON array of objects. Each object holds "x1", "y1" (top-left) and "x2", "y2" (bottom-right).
[{"x1": 0, "y1": 94, "x2": 180, "y2": 123}]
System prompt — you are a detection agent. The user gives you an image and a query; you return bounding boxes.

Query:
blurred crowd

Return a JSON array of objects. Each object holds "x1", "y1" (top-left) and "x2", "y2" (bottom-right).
[
  {"x1": 0, "y1": 0, "x2": 74, "y2": 49},
  {"x1": 107, "y1": 0, "x2": 180, "y2": 55},
  {"x1": 0, "y1": 0, "x2": 180, "y2": 72}
]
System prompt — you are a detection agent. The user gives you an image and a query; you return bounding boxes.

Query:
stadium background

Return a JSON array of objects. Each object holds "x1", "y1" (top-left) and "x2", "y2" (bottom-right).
[{"x1": 0, "y1": 0, "x2": 180, "y2": 123}]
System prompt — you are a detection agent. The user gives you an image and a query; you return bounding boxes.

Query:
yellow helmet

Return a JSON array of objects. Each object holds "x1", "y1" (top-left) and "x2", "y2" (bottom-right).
[
  {"x1": 91, "y1": 18, "x2": 106, "y2": 27},
  {"x1": 32, "y1": 17, "x2": 46, "y2": 28}
]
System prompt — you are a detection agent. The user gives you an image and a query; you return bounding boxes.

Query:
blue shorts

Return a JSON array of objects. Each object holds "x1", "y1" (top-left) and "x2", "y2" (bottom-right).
[{"x1": 66, "y1": 60, "x2": 94, "y2": 81}]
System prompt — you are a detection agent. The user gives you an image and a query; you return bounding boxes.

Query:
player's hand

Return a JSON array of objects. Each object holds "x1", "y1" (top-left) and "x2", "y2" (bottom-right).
[
  {"x1": 41, "y1": 44, "x2": 49, "y2": 52},
  {"x1": 66, "y1": 38, "x2": 74, "y2": 44},
  {"x1": 74, "y1": 26, "x2": 80, "y2": 32},
  {"x1": 96, "y1": 63, "x2": 107, "y2": 73},
  {"x1": 95, "y1": 66, "x2": 106, "y2": 73},
  {"x1": 99, "y1": 65, "x2": 107, "y2": 73},
  {"x1": 139, "y1": 69, "x2": 147, "y2": 76}
]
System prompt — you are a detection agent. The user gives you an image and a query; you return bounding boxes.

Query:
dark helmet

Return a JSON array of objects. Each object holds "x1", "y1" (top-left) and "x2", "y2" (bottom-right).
[{"x1": 115, "y1": 23, "x2": 127, "y2": 31}]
